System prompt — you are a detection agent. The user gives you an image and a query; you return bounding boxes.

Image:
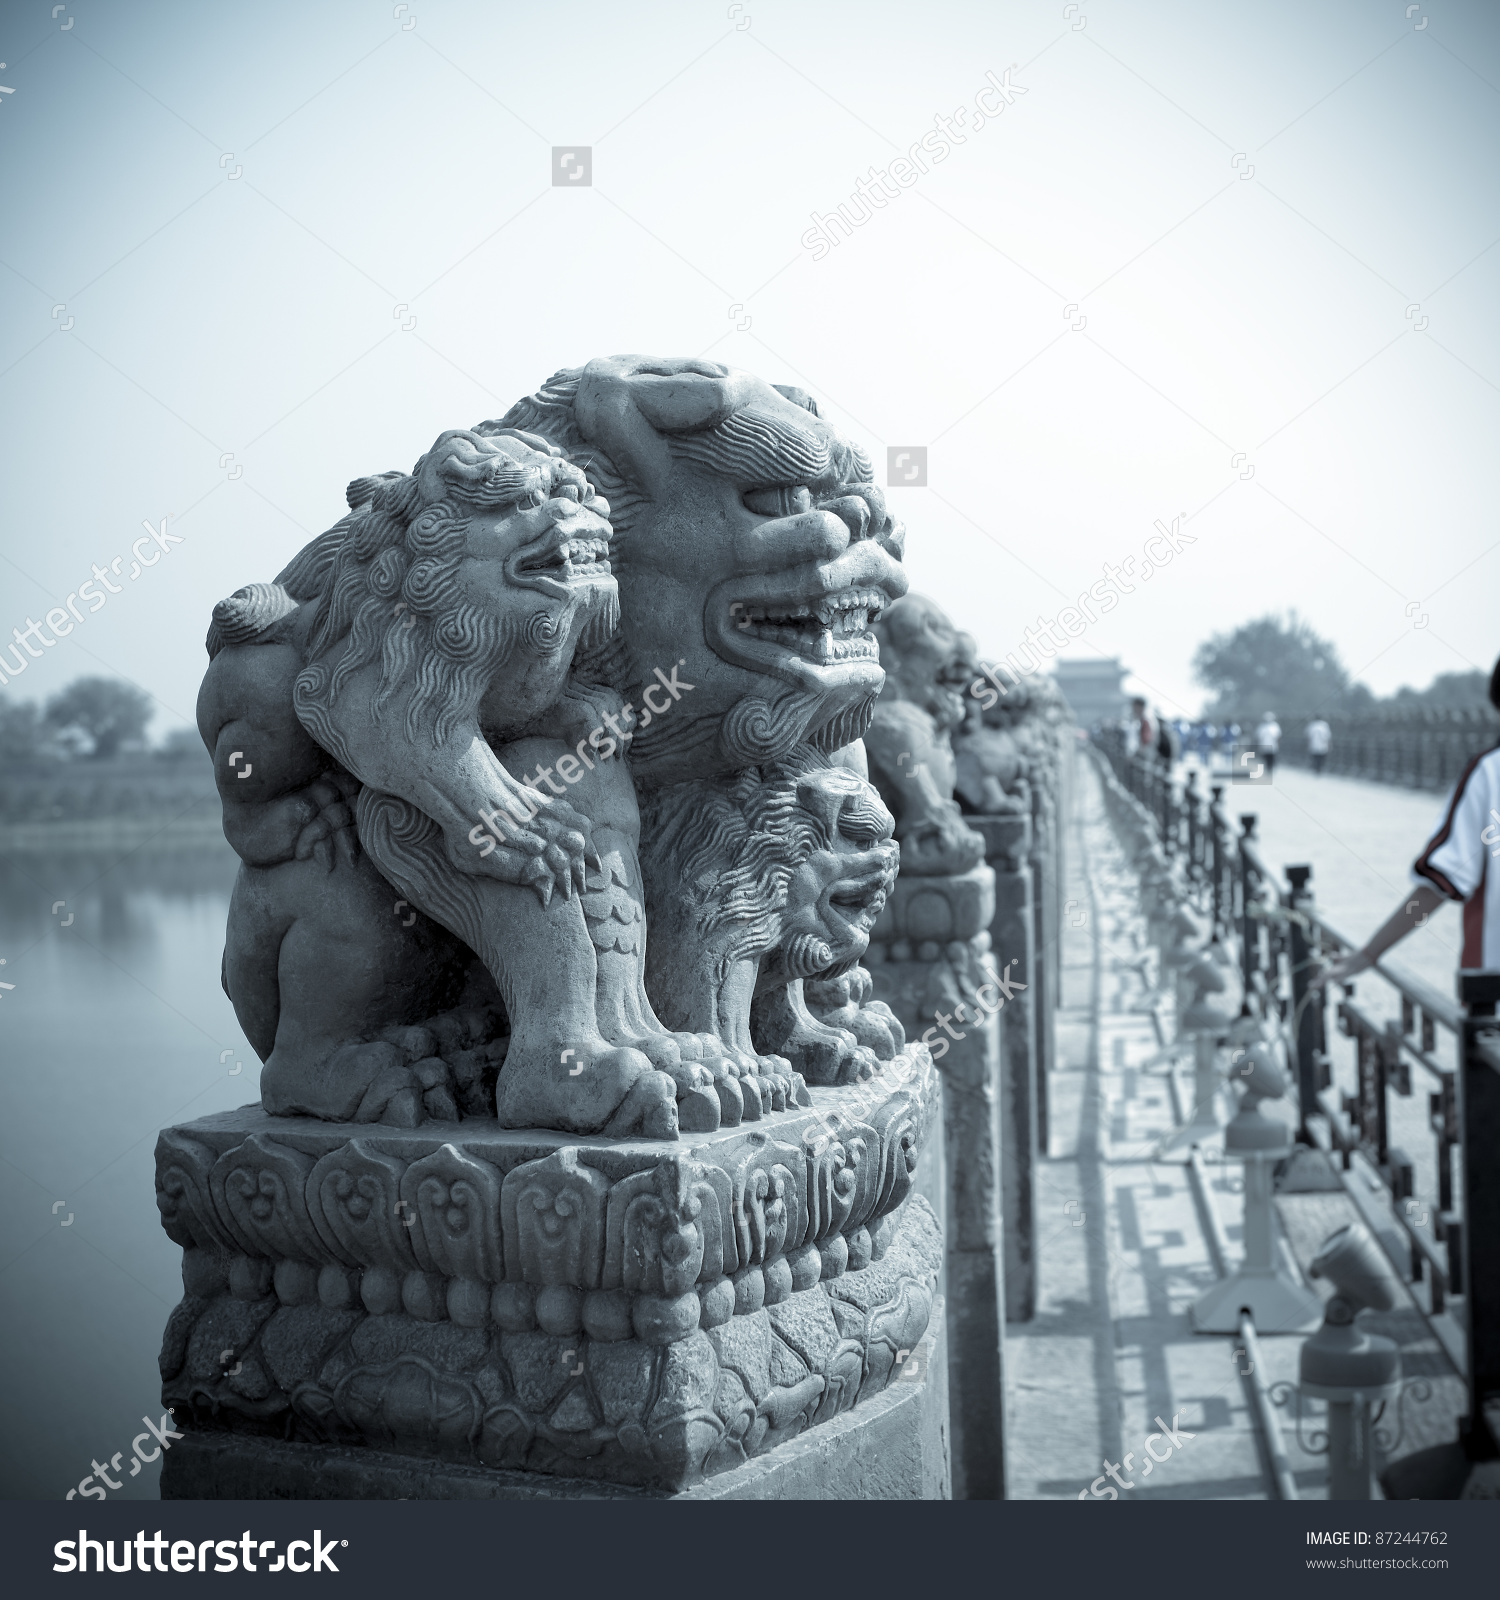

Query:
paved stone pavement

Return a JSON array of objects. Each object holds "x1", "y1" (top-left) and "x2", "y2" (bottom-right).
[{"x1": 1002, "y1": 755, "x2": 1464, "y2": 1500}]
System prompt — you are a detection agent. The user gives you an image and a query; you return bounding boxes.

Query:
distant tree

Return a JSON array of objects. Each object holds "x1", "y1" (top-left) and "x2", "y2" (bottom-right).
[
  {"x1": 1192, "y1": 613, "x2": 1367, "y2": 723},
  {"x1": 44, "y1": 677, "x2": 154, "y2": 760},
  {"x1": 157, "y1": 725, "x2": 208, "y2": 762},
  {"x1": 0, "y1": 695, "x2": 48, "y2": 762},
  {"x1": 1387, "y1": 670, "x2": 1492, "y2": 713}
]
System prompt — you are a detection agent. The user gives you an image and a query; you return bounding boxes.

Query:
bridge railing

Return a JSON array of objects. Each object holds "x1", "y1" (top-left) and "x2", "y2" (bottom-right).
[
  {"x1": 1092, "y1": 727, "x2": 1468, "y2": 1322},
  {"x1": 1274, "y1": 707, "x2": 1498, "y2": 792}
]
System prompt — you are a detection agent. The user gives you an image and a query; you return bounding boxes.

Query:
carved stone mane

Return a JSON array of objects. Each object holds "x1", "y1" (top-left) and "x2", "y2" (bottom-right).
[{"x1": 641, "y1": 757, "x2": 898, "y2": 1085}]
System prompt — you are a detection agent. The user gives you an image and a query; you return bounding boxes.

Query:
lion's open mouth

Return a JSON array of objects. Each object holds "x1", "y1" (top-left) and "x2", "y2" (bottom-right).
[
  {"x1": 516, "y1": 536, "x2": 611, "y2": 580},
  {"x1": 826, "y1": 855, "x2": 897, "y2": 934},
  {"x1": 730, "y1": 587, "x2": 886, "y2": 666},
  {"x1": 509, "y1": 528, "x2": 613, "y2": 598}
]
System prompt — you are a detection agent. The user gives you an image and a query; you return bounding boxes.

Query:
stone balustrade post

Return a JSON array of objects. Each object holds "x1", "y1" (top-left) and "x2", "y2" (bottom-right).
[
  {"x1": 970, "y1": 811, "x2": 1039, "y2": 1324},
  {"x1": 867, "y1": 864, "x2": 1006, "y2": 1499},
  {"x1": 1030, "y1": 779, "x2": 1059, "y2": 1155}
]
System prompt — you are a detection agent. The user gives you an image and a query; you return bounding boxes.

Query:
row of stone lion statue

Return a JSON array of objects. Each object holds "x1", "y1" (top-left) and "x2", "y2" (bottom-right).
[{"x1": 200, "y1": 354, "x2": 1063, "y2": 1140}]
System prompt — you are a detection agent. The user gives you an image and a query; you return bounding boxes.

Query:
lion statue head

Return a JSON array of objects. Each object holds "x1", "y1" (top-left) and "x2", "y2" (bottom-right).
[
  {"x1": 483, "y1": 357, "x2": 910, "y2": 786},
  {"x1": 285, "y1": 427, "x2": 618, "y2": 764},
  {"x1": 874, "y1": 594, "x2": 977, "y2": 735},
  {"x1": 638, "y1": 755, "x2": 897, "y2": 1055},
  {"x1": 756, "y1": 765, "x2": 899, "y2": 987}
]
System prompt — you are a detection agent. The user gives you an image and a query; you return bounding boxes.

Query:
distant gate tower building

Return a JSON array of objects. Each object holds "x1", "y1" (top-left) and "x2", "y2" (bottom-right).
[{"x1": 1053, "y1": 658, "x2": 1128, "y2": 729}]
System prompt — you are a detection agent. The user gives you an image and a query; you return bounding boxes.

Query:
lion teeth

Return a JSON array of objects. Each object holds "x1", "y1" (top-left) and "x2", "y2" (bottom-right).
[{"x1": 734, "y1": 587, "x2": 887, "y2": 629}]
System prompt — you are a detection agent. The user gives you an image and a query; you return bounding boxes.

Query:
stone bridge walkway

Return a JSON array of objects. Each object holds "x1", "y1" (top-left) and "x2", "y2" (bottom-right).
[{"x1": 1002, "y1": 755, "x2": 1465, "y2": 1500}]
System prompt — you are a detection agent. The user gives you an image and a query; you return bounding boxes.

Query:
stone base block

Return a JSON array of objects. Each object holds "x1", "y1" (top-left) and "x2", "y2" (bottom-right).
[
  {"x1": 154, "y1": 1061, "x2": 943, "y2": 1496},
  {"x1": 162, "y1": 1307, "x2": 948, "y2": 1501}
]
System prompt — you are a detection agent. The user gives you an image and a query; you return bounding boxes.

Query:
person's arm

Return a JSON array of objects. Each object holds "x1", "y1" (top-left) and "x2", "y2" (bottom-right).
[
  {"x1": 1318, "y1": 752, "x2": 1496, "y2": 988},
  {"x1": 1310, "y1": 882, "x2": 1446, "y2": 989}
]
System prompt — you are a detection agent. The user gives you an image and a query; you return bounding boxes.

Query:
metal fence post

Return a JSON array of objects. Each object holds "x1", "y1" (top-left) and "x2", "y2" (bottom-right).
[
  {"x1": 1210, "y1": 785, "x2": 1226, "y2": 938},
  {"x1": 1286, "y1": 864, "x2": 1319, "y2": 1145},
  {"x1": 1239, "y1": 815, "x2": 1260, "y2": 997}
]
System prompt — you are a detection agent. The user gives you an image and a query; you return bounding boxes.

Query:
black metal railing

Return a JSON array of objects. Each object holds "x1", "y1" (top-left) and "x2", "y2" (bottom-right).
[
  {"x1": 1275, "y1": 707, "x2": 1498, "y2": 792},
  {"x1": 1092, "y1": 727, "x2": 1465, "y2": 1318}
]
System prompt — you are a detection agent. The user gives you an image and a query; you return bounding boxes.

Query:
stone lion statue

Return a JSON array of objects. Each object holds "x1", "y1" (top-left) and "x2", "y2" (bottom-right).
[
  {"x1": 200, "y1": 357, "x2": 920, "y2": 1142},
  {"x1": 959, "y1": 667, "x2": 1070, "y2": 814},
  {"x1": 490, "y1": 356, "x2": 914, "y2": 1110},
  {"x1": 954, "y1": 672, "x2": 1028, "y2": 816},
  {"x1": 863, "y1": 594, "x2": 986, "y2": 875},
  {"x1": 201, "y1": 428, "x2": 716, "y2": 1136}
]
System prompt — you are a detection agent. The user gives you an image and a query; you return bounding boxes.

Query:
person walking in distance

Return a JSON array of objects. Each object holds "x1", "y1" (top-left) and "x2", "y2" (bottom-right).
[
  {"x1": 1129, "y1": 696, "x2": 1155, "y2": 755},
  {"x1": 1255, "y1": 710, "x2": 1282, "y2": 778},
  {"x1": 1305, "y1": 715, "x2": 1331, "y2": 776},
  {"x1": 1155, "y1": 712, "x2": 1179, "y2": 766},
  {"x1": 1315, "y1": 658, "x2": 1500, "y2": 989},
  {"x1": 1217, "y1": 721, "x2": 1238, "y2": 774}
]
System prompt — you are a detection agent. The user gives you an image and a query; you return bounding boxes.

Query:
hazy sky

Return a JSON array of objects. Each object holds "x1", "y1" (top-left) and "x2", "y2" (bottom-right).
[{"x1": 2, "y1": 0, "x2": 1497, "y2": 731}]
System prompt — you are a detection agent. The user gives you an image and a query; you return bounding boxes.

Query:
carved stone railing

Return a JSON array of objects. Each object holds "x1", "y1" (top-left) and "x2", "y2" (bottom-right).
[
  {"x1": 968, "y1": 813, "x2": 1037, "y2": 1325},
  {"x1": 155, "y1": 1057, "x2": 941, "y2": 1496},
  {"x1": 954, "y1": 718, "x2": 1069, "y2": 1329},
  {"x1": 1029, "y1": 771, "x2": 1062, "y2": 1150}
]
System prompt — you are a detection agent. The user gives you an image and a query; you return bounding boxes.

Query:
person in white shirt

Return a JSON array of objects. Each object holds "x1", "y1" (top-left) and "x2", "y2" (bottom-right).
[
  {"x1": 1316, "y1": 663, "x2": 1500, "y2": 985},
  {"x1": 1305, "y1": 717, "x2": 1331, "y2": 776},
  {"x1": 1129, "y1": 696, "x2": 1155, "y2": 755},
  {"x1": 1255, "y1": 712, "x2": 1282, "y2": 776}
]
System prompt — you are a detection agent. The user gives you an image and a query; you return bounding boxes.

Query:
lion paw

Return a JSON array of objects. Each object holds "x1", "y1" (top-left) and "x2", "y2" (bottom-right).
[
  {"x1": 752, "y1": 1053, "x2": 795, "y2": 1112},
  {"x1": 835, "y1": 1045, "x2": 881, "y2": 1085},
  {"x1": 604, "y1": 1029, "x2": 721, "y2": 1132},
  {"x1": 495, "y1": 1043, "x2": 680, "y2": 1139},
  {"x1": 348, "y1": 1056, "x2": 458, "y2": 1126},
  {"x1": 600, "y1": 1065, "x2": 679, "y2": 1139}
]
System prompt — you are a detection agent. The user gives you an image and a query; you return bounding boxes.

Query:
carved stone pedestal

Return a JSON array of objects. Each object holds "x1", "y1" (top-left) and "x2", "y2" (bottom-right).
[
  {"x1": 866, "y1": 864, "x2": 1005, "y2": 1499},
  {"x1": 160, "y1": 1303, "x2": 948, "y2": 1501},
  {"x1": 154, "y1": 1055, "x2": 945, "y2": 1498}
]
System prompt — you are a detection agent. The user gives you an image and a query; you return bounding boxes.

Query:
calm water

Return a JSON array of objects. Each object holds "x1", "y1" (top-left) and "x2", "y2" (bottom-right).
[{"x1": 0, "y1": 829, "x2": 250, "y2": 1500}]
